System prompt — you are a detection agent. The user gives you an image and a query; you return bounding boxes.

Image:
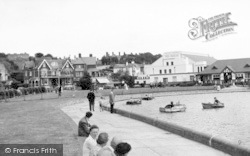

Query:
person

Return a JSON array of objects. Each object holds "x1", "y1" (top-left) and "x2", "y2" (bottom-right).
[
  {"x1": 109, "y1": 88, "x2": 115, "y2": 113},
  {"x1": 124, "y1": 83, "x2": 128, "y2": 90},
  {"x1": 78, "y1": 112, "x2": 93, "y2": 137},
  {"x1": 58, "y1": 86, "x2": 62, "y2": 96},
  {"x1": 98, "y1": 136, "x2": 122, "y2": 154},
  {"x1": 83, "y1": 125, "x2": 99, "y2": 154},
  {"x1": 214, "y1": 97, "x2": 220, "y2": 104},
  {"x1": 97, "y1": 148, "x2": 115, "y2": 156},
  {"x1": 165, "y1": 101, "x2": 174, "y2": 108},
  {"x1": 99, "y1": 96, "x2": 105, "y2": 112},
  {"x1": 90, "y1": 132, "x2": 109, "y2": 156},
  {"x1": 114, "y1": 142, "x2": 131, "y2": 156},
  {"x1": 87, "y1": 90, "x2": 96, "y2": 111}
]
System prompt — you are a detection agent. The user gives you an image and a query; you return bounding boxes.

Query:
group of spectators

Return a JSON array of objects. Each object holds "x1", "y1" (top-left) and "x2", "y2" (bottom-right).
[{"x1": 78, "y1": 112, "x2": 131, "y2": 156}]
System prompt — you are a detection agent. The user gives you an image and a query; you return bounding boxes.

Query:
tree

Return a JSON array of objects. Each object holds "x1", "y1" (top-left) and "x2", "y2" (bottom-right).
[
  {"x1": 45, "y1": 54, "x2": 53, "y2": 58},
  {"x1": 119, "y1": 73, "x2": 135, "y2": 88},
  {"x1": 35, "y1": 52, "x2": 44, "y2": 58},
  {"x1": 78, "y1": 71, "x2": 92, "y2": 90},
  {"x1": 10, "y1": 72, "x2": 24, "y2": 83}
]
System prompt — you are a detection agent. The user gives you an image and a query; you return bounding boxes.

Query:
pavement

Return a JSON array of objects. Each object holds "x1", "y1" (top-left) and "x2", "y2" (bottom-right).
[{"x1": 61, "y1": 102, "x2": 230, "y2": 156}]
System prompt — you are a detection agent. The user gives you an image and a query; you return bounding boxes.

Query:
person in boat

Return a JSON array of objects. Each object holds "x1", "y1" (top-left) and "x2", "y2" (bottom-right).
[
  {"x1": 214, "y1": 97, "x2": 220, "y2": 104},
  {"x1": 165, "y1": 101, "x2": 174, "y2": 108}
]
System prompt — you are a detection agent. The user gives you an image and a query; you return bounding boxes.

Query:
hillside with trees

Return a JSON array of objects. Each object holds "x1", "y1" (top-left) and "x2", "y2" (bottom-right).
[{"x1": 101, "y1": 52, "x2": 161, "y2": 65}]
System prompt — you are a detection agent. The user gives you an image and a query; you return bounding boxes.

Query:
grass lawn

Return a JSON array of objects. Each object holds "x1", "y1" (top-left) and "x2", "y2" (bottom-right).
[{"x1": 0, "y1": 91, "x2": 87, "y2": 156}]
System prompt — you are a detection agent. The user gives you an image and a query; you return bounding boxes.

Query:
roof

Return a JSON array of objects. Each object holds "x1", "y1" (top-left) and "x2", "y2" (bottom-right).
[
  {"x1": 72, "y1": 57, "x2": 96, "y2": 65},
  {"x1": 36, "y1": 59, "x2": 72, "y2": 70},
  {"x1": 182, "y1": 53, "x2": 216, "y2": 65},
  {"x1": 199, "y1": 58, "x2": 250, "y2": 74},
  {"x1": 95, "y1": 77, "x2": 110, "y2": 84}
]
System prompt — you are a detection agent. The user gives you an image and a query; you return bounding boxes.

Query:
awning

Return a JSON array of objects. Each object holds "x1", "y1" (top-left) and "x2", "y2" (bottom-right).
[{"x1": 95, "y1": 77, "x2": 110, "y2": 84}]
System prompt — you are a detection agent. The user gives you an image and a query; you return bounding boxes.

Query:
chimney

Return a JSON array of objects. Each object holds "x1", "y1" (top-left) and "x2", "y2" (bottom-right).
[
  {"x1": 112, "y1": 52, "x2": 114, "y2": 56},
  {"x1": 106, "y1": 52, "x2": 109, "y2": 56},
  {"x1": 119, "y1": 52, "x2": 121, "y2": 56},
  {"x1": 89, "y1": 54, "x2": 92, "y2": 57},
  {"x1": 79, "y1": 53, "x2": 81, "y2": 58}
]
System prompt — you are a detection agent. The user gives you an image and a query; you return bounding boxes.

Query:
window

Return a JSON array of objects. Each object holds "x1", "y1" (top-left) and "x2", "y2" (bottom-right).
[
  {"x1": 25, "y1": 71, "x2": 28, "y2": 77},
  {"x1": 66, "y1": 64, "x2": 69, "y2": 68},
  {"x1": 171, "y1": 62, "x2": 174, "y2": 65},
  {"x1": 166, "y1": 62, "x2": 169, "y2": 66},
  {"x1": 76, "y1": 72, "x2": 80, "y2": 77},
  {"x1": 159, "y1": 70, "x2": 162, "y2": 74},
  {"x1": 169, "y1": 69, "x2": 172, "y2": 74},
  {"x1": 43, "y1": 63, "x2": 46, "y2": 68},
  {"x1": 29, "y1": 71, "x2": 32, "y2": 76},
  {"x1": 213, "y1": 74, "x2": 220, "y2": 80},
  {"x1": 212, "y1": 66, "x2": 218, "y2": 70},
  {"x1": 164, "y1": 69, "x2": 167, "y2": 74},
  {"x1": 198, "y1": 67, "x2": 200, "y2": 73}
]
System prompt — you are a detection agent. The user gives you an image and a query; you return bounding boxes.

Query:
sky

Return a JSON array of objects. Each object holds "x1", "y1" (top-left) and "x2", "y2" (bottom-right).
[{"x1": 0, "y1": 0, "x2": 249, "y2": 60}]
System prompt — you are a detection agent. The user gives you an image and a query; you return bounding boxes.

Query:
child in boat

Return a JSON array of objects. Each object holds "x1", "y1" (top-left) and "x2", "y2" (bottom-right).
[{"x1": 214, "y1": 97, "x2": 220, "y2": 104}]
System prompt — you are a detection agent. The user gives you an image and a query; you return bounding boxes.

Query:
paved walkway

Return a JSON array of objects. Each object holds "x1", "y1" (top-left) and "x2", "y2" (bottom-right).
[{"x1": 61, "y1": 103, "x2": 229, "y2": 156}]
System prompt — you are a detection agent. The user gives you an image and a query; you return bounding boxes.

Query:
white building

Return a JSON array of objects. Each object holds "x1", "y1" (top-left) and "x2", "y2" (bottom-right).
[
  {"x1": 140, "y1": 52, "x2": 216, "y2": 84},
  {"x1": 113, "y1": 61, "x2": 141, "y2": 76},
  {"x1": 0, "y1": 63, "x2": 9, "y2": 81}
]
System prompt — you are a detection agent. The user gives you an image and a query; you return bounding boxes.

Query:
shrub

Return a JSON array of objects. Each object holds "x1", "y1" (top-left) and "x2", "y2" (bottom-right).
[
  {"x1": 202, "y1": 83, "x2": 214, "y2": 86},
  {"x1": 41, "y1": 87, "x2": 46, "y2": 93},
  {"x1": 179, "y1": 81, "x2": 197, "y2": 87}
]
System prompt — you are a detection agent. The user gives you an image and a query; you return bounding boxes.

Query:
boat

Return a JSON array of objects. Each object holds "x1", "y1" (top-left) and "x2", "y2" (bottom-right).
[
  {"x1": 141, "y1": 95, "x2": 154, "y2": 100},
  {"x1": 159, "y1": 104, "x2": 186, "y2": 113},
  {"x1": 202, "y1": 102, "x2": 224, "y2": 109},
  {"x1": 126, "y1": 99, "x2": 142, "y2": 105}
]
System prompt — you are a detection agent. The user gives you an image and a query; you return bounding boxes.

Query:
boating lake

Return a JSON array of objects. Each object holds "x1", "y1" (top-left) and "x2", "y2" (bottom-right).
[{"x1": 115, "y1": 91, "x2": 250, "y2": 149}]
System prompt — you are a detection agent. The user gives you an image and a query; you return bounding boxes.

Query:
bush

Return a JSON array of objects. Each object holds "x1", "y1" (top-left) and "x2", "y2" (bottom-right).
[
  {"x1": 202, "y1": 83, "x2": 214, "y2": 86},
  {"x1": 179, "y1": 81, "x2": 197, "y2": 87},
  {"x1": 11, "y1": 81, "x2": 21, "y2": 89},
  {"x1": 41, "y1": 87, "x2": 46, "y2": 93}
]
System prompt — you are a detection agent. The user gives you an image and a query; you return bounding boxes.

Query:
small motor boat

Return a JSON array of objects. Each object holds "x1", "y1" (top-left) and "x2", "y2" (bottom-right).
[
  {"x1": 141, "y1": 95, "x2": 154, "y2": 100},
  {"x1": 159, "y1": 104, "x2": 186, "y2": 113},
  {"x1": 202, "y1": 102, "x2": 224, "y2": 109},
  {"x1": 126, "y1": 99, "x2": 142, "y2": 105}
]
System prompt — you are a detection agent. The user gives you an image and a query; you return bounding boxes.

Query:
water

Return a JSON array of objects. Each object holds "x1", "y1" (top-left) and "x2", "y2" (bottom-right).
[{"x1": 115, "y1": 91, "x2": 250, "y2": 149}]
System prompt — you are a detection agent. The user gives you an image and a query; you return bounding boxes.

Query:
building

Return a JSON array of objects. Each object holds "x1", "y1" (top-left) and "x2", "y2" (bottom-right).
[
  {"x1": 198, "y1": 58, "x2": 250, "y2": 85},
  {"x1": 0, "y1": 63, "x2": 9, "y2": 82},
  {"x1": 113, "y1": 61, "x2": 141, "y2": 76},
  {"x1": 141, "y1": 51, "x2": 216, "y2": 84},
  {"x1": 71, "y1": 54, "x2": 100, "y2": 82},
  {"x1": 24, "y1": 58, "x2": 74, "y2": 88}
]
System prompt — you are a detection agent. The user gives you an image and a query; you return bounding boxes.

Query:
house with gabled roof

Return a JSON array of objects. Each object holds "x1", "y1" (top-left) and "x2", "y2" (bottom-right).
[
  {"x1": 198, "y1": 58, "x2": 250, "y2": 85},
  {"x1": 71, "y1": 54, "x2": 100, "y2": 82},
  {"x1": 141, "y1": 51, "x2": 216, "y2": 84},
  {"x1": 24, "y1": 58, "x2": 74, "y2": 88}
]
